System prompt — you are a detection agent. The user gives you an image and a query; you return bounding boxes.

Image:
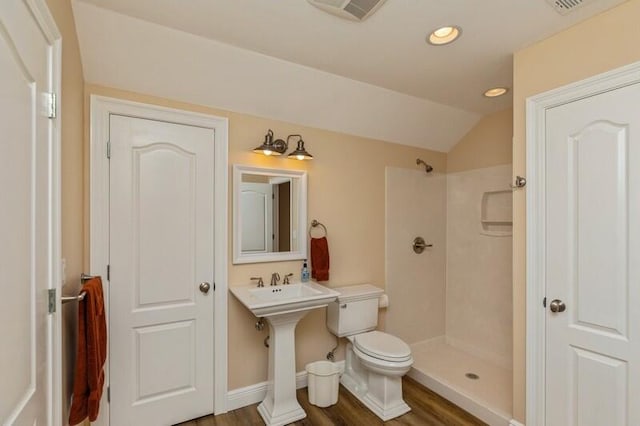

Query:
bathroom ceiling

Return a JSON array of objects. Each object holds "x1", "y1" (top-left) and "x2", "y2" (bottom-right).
[{"x1": 74, "y1": 0, "x2": 626, "y2": 115}]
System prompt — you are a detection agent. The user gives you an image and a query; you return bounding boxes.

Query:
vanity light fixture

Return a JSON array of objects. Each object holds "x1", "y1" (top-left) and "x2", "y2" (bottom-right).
[
  {"x1": 427, "y1": 25, "x2": 462, "y2": 46},
  {"x1": 483, "y1": 87, "x2": 509, "y2": 98},
  {"x1": 253, "y1": 129, "x2": 288, "y2": 156},
  {"x1": 253, "y1": 130, "x2": 314, "y2": 160},
  {"x1": 287, "y1": 135, "x2": 313, "y2": 161}
]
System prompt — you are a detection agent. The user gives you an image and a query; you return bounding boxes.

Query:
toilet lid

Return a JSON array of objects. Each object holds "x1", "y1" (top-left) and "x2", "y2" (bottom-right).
[{"x1": 354, "y1": 331, "x2": 412, "y2": 362}]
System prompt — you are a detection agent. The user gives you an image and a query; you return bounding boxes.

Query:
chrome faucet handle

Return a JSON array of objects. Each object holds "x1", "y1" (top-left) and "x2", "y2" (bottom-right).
[
  {"x1": 283, "y1": 273, "x2": 293, "y2": 285},
  {"x1": 270, "y1": 272, "x2": 280, "y2": 286},
  {"x1": 251, "y1": 277, "x2": 264, "y2": 288}
]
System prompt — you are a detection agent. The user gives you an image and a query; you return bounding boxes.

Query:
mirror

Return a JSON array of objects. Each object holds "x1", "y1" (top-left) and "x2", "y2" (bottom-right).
[{"x1": 233, "y1": 165, "x2": 307, "y2": 264}]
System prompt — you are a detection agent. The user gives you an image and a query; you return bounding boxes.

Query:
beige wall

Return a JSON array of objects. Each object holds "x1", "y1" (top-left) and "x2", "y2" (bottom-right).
[
  {"x1": 512, "y1": 0, "x2": 640, "y2": 421},
  {"x1": 44, "y1": 0, "x2": 85, "y2": 420},
  {"x1": 84, "y1": 84, "x2": 447, "y2": 390},
  {"x1": 447, "y1": 108, "x2": 512, "y2": 173}
]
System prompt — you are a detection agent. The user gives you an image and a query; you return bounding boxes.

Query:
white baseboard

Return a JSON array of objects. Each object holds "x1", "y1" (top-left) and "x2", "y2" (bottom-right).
[
  {"x1": 509, "y1": 419, "x2": 525, "y2": 426},
  {"x1": 226, "y1": 361, "x2": 345, "y2": 412}
]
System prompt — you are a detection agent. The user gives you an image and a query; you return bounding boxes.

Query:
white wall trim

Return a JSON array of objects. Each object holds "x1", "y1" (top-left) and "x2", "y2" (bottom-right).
[
  {"x1": 227, "y1": 361, "x2": 345, "y2": 412},
  {"x1": 89, "y1": 96, "x2": 229, "y2": 425},
  {"x1": 509, "y1": 420, "x2": 525, "y2": 426},
  {"x1": 525, "y1": 59, "x2": 640, "y2": 426}
]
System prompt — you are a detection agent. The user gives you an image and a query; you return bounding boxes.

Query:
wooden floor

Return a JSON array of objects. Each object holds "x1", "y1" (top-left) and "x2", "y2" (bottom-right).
[{"x1": 176, "y1": 377, "x2": 486, "y2": 426}]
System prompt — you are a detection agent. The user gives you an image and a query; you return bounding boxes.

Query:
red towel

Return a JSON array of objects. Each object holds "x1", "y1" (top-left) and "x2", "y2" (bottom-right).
[
  {"x1": 69, "y1": 277, "x2": 107, "y2": 425},
  {"x1": 311, "y1": 237, "x2": 330, "y2": 281}
]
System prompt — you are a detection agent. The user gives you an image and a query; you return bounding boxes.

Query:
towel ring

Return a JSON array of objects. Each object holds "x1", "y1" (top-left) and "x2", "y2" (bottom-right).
[{"x1": 309, "y1": 220, "x2": 327, "y2": 238}]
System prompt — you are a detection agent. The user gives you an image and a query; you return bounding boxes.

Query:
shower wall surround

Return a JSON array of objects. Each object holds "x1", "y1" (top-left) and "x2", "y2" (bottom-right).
[
  {"x1": 385, "y1": 167, "x2": 447, "y2": 344},
  {"x1": 385, "y1": 164, "x2": 512, "y2": 369},
  {"x1": 446, "y1": 165, "x2": 512, "y2": 368}
]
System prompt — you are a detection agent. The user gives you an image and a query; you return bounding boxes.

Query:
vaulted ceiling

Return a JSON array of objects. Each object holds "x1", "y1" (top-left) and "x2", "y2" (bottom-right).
[{"x1": 73, "y1": 0, "x2": 626, "y2": 151}]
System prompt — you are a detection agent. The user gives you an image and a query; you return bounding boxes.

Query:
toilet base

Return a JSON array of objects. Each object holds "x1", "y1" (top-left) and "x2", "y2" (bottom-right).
[{"x1": 341, "y1": 372, "x2": 411, "y2": 421}]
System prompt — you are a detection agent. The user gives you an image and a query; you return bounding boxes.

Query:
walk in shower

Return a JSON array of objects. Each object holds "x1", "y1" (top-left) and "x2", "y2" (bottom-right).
[{"x1": 385, "y1": 164, "x2": 513, "y2": 426}]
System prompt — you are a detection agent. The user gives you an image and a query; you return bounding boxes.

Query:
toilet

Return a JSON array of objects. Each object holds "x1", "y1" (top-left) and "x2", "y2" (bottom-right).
[{"x1": 326, "y1": 284, "x2": 413, "y2": 421}]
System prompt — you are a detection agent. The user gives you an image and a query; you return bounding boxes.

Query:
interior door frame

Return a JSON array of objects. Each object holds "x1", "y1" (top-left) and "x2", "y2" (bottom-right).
[
  {"x1": 525, "y1": 60, "x2": 640, "y2": 426},
  {"x1": 89, "y1": 95, "x2": 229, "y2": 425}
]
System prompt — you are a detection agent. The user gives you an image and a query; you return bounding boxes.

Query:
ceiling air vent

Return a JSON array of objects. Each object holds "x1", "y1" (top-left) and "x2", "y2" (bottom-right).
[
  {"x1": 546, "y1": 0, "x2": 597, "y2": 15},
  {"x1": 307, "y1": 0, "x2": 388, "y2": 21}
]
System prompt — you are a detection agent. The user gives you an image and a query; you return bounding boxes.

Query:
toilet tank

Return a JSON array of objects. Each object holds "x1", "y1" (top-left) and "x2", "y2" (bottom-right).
[{"x1": 326, "y1": 284, "x2": 384, "y2": 337}]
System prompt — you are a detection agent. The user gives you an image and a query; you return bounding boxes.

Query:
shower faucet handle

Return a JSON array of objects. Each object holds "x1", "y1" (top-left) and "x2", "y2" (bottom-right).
[{"x1": 412, "y1": 237, "x2": 433, "y2": 254}]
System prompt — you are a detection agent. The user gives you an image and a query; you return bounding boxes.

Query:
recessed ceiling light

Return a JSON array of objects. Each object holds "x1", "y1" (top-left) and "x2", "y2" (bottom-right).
[
  {"x1": 427, "y1": 26, "x2": 462, "y2": 46},
  {"x1": 483, "y1": 87, "x2": 509, "y2": 98}
]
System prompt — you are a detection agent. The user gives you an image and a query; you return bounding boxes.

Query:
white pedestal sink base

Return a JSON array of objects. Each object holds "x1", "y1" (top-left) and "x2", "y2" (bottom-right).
[
  {"x1": 257, "y1": 310, "x2": 308, "y2": 426},
  {"x1": 257, "y1": 400, "x2": 306, "y2": 426}
]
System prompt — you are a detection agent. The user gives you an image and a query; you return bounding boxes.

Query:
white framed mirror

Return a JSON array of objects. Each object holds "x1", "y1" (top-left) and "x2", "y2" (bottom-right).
[{"x1": 233, "y1": 165, "x2": 308, "y2": 264}]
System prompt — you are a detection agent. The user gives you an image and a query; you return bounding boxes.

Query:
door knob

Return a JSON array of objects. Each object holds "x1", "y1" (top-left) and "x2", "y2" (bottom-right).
[
  {"x1": 199, "y1": 282, "x2": 211, "y2": 294},
  {"x1": 549, "y1": 299, "x2": 566, "y2": 313}
]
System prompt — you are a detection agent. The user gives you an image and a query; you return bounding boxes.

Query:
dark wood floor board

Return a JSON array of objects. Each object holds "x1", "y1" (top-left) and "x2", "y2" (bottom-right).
[{"x1": 175, "y1": 377, "x2": 487, "y2": 426}]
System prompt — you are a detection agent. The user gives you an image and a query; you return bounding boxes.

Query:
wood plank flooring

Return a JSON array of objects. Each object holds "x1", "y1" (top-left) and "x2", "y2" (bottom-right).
[{"x1": 176, "y1": 377, "x2": 486, "y2": 426}]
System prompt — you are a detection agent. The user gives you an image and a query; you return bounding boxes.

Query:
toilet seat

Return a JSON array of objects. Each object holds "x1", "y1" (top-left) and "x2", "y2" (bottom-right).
[{"x1": 353, "y1": 331, "x2": 412, "y2": 363}]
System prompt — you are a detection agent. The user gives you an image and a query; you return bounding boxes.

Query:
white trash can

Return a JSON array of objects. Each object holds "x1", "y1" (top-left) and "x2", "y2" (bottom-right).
[{"x1": 305, "y1": 361, "x2": 341, "y2": 407}]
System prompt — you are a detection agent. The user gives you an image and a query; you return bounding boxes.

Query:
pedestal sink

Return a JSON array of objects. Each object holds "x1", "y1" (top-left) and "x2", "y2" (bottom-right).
[{"x1": 230, "y1": 282, "x2": 339, "y2": 426}]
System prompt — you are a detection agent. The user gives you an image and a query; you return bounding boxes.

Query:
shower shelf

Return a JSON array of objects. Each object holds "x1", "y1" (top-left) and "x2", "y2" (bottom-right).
[{"x1": 480, "y1": 190, "x2": 513, "y2": 237}]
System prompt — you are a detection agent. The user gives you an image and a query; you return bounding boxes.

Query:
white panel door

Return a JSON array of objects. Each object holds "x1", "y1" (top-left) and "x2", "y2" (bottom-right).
[
  {"x1": 240, "y1": 183, "x2": 273, "y2": 253},
  {"x1": 0, "y1": 1, "x2": 58, "y2": 425},
  {"x1": 545, "y1": 83, "x2": 640, "y2": 425},
  {"x1": 109, "y1": 115, "x2": 215, "y2": 425}
]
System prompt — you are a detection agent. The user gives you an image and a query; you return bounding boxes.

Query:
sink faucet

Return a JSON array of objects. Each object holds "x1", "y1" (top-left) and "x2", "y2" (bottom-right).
[
  {"x1": 283, "y1": 273, "x2": 293, "y2": 285},
  {"x1": 251, "y1": 277, "x2": 264, "y2": 288},
  {"x1": 270, "y1": 272, "x2": 280, "y2": 286}
]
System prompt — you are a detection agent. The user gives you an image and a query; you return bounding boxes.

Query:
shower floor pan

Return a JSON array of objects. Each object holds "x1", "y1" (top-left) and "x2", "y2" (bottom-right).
[{"x1": 408, "y1": 338, "x2": 512, "y2": 426}]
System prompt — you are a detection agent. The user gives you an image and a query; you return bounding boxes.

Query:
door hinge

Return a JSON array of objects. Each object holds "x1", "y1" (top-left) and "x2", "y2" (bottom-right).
[
  {"x1": 48, "y1": 289, "x2": 56, "y2": 313},
  {"x1": 107, "y1": 264, "x2": 110, "y2": 281},
  {"x1": 543, "y1": 297, "x2": 547, "y2": 308},
  {"x1": 107, "y1": 386, "x2": 110, "y2": 403},
  {"x1": 106, "y1": 141, "x2": 111, "y2": 159},
  {"x1": 46, "y1": 92, "x2": 57, "y2": 119}
]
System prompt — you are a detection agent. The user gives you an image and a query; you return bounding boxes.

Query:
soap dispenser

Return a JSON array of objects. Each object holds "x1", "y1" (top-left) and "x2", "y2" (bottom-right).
[{"x1": 301, "y1": 260, "x2": 310, "y2": 282}]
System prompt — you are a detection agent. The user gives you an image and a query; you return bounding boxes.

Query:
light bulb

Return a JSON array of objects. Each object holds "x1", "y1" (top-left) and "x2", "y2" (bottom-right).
[
  {"x1": 433, "y1": 27, "x2": 454, "y2": 38},
  {"x1": 263, "y1": 149, "x2": 272, "y2": 156},
  {"x1": 296, "y1": 154, "x2": 305, "y2": 160}
]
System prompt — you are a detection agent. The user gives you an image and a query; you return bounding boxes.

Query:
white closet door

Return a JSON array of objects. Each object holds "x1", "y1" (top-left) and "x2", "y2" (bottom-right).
[
  {"x1": 545, "y1": 82, "x2": 640, "y2": 426},
  {"x1": 109, "y1": 115, "x2": 215, "y2": 425}
]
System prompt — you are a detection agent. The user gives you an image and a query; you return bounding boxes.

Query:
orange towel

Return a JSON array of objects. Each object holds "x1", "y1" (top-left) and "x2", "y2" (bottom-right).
[
  {"x1": 311, "y1": 236, "x2": 330, "y2": 281},
  {"x1": 69, "y1": 277, "x2": 107, "y2": 425}
]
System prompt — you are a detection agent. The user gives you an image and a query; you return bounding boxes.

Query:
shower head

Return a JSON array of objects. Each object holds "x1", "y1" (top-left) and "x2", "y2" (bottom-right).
[{"x1": 416, "y1": 158, "x2": 433, "y2": 173}]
